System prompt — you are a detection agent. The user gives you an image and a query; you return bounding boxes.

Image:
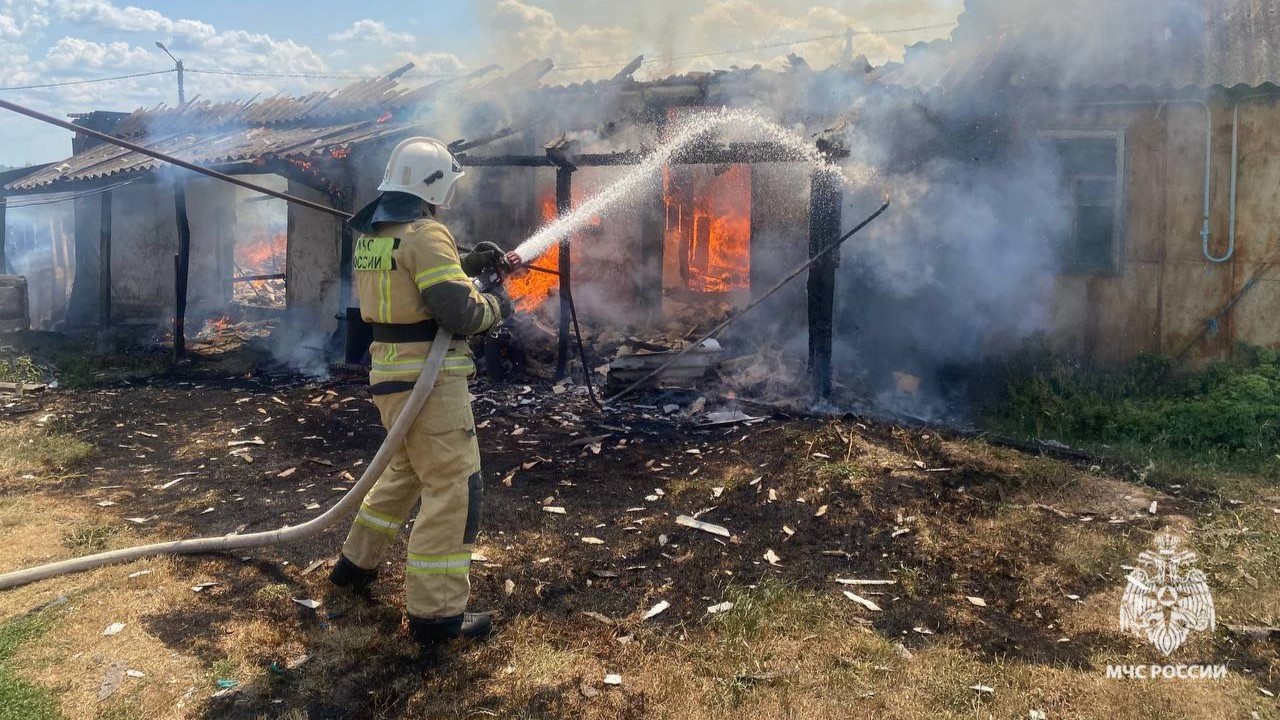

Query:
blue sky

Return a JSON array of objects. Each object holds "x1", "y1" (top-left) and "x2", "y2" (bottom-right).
[{"x1": 0, "y1": 0, "x2": 961, "y2": 167}]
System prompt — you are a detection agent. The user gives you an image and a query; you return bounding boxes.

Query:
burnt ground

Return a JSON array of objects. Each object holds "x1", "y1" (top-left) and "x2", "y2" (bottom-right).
[{"x1": 1, "y1": 347, "x2": 1278, "y2": 719}]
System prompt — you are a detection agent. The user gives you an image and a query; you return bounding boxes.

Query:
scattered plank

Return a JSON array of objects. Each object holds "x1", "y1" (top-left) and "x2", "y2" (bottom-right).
[
  {"x1": 676, "y1": 515, "x2": 730, "y2": 538},
  {"x1": 843, "y1": 591, "x2": 882, "y2": 611},
  {"x1": 643, "y1": 600, "x2": 670, "y2": 619}
]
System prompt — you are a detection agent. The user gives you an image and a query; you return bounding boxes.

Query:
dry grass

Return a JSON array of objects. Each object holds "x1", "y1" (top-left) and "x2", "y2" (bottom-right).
[
  {"x1": 0, "y1": 417, "x2": 93, "y2": 483},
  {"x1": 0, "y1": 414, "x2": 1276, "y2": 719},
  {"x1": 396, "y1": 578, "x2": 1275, "y2": 720}
]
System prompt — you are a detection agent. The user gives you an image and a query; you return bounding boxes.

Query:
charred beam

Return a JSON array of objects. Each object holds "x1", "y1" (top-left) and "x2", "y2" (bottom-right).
[
  {"x1": 612, "y1": 56, "x2": 645, "y2": 83},
  {"x1": 99, "y1": 190, "x2": 111, "y2": 327},
  {"x1": 807, "y1": 170, "x2": 843, "y2": 402},
  {"x1": 172, "y1": 176, "x2": 192, "y2": 359},
  {"x1": 547, "y1": 142, "x2": 577, "y2": 380},
  {"x1": 449, "y1": 127, "x2": 520, "y2": 154},
  {"x1": 225, "y1": 273, "x2": 286, "y2": 284},
  {"x1": 0, "y1": 197, "x2": 6, "y2": 275},
  {"x1": 459, "y1": 142, "x2": 850, "y2": 170}
]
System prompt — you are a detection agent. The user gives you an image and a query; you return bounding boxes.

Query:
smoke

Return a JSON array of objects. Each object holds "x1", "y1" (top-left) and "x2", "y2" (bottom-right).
[
  {"x1": 832, "y1": 108, "x2": 1067, "y2": 411},
  {"x1": 815, "y1": 0, "x2": 1213, "y2": 416}
]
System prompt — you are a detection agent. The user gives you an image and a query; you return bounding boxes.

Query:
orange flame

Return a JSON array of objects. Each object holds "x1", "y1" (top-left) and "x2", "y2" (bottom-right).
[
  {"x1": 236, "y1": 231, "x2": 286, "y2": 274},
  {"x1": 665, "y1": 164, "x2": 752, "y2": 294},
  {"x1": 507, "y1": 196, "x2": 561, "y2": 312}
]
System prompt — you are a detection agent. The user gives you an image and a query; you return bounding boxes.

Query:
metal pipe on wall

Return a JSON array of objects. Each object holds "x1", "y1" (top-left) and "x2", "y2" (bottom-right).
[
  {"x1": 1071, "y1": 98, "x2": 1216, "y2": 264},
  {"x1": 1218, "y1": 93, "x2": 1280, "y2": 264}
]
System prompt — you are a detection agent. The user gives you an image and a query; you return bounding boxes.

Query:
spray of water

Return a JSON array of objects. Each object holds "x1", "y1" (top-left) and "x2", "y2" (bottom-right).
[{"x1": 512, "y1": 107, "x2": 872, "y2": 264}]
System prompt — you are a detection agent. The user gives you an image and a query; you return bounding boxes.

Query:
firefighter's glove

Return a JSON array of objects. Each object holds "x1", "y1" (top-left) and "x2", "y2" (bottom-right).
[{"x1": 461, "y1": 242, "x2": 508, "y2": 277}]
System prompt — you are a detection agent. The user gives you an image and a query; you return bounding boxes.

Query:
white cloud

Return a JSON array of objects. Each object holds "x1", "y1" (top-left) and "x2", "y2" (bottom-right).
[
  {"x1": 43, "y1": 35, "x2": 153, "y2": 70},
  {"x1": 330, "y1": 19, "x2": 414, "y2": 46},
  {"x1": 54, "y1": 0, "x2": 214, "y2": 38},
  {"x1": 490, "y1": 0, "x2": 634, "y2": 75},
  {"x1": 486, "y1": 0, "x2": 958, "y2": 79},
  {"x1": 392, "y1": 51, "x2": 466, "y2": 77}
]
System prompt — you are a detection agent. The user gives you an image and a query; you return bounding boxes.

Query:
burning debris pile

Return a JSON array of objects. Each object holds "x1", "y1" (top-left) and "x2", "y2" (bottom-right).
[{"x1": 232, "y1": 231, "x2": 288, "y2": 309}]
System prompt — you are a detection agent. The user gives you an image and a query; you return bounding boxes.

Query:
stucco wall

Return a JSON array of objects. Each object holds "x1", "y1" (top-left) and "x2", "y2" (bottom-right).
[
  {"x1": 1046, "y1": 96, "x2": 1280, "y2": 365},
  {"x1": 285, "y1": 180, "x2": 342, "y2": 337},
  {"x1": 108, "y1": 178, "x2": 177, "y2": 320}
]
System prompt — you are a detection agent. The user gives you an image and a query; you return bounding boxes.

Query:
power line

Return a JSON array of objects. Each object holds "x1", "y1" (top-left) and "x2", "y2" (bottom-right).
[
  {"x1": 187, "y1": 68, "x2": 461, "y2": 80},
  {"x1": 185, "y1": 68, "x2": 383, "y2": 80},
  {"x1": 4, "y1": 179, "x2": 139, "y2": 209},
  {"x1": 550, "y1": 22, "x2": 958, "y2": 72},
  {"x1": 0, "y1": 69, "x2": 175, "y2": 92}
]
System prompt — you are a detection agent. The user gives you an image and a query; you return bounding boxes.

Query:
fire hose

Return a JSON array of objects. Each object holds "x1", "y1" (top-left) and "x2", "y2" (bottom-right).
[{"x1": 0, "y1": 331, "x2": 452, "y2": 590}]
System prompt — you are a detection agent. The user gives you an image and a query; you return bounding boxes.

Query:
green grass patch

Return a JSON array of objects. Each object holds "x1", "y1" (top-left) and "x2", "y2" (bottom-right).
[
  {"x1": 1, "y1": 336, "x2": 168, "y2": 391},
  {"x1": 0, "y1": 612, "x2": 61, "y2": 720},
  {"x1": 62, "y1": 523, "x2": 122, "y2": 554},
  {"x1": 0, "y1": 350, "x2": 43, "y2": 385},
  {"x1": 0, "y1": 421, "x2": 94, "y2": 478},
  {"x1": 989, "y1": 344, "x2": 1280, "y2": 473}
]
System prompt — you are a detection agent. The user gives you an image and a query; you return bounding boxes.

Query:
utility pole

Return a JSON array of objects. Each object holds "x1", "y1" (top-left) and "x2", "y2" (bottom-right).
[{"x1": 155, "y1": 41, "x2": 185, "y2": 104}]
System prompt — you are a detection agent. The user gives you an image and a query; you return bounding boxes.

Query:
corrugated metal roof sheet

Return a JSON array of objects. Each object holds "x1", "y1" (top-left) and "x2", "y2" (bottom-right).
[
  {"x1": 4, "y1": 65, "x2": 549, "y2": 192},
  {"x1": 885, "y1": 0, "x2": 1280, "y2": 93},
  {"x1": 5, "y1": 57, "x2": 873, "y2": 193}
]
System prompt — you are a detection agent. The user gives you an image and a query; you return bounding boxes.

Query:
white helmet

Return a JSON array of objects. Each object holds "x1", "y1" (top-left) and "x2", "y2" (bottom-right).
[{"x1": 377, "y1": 137, "x2": 466, "y2": 209}]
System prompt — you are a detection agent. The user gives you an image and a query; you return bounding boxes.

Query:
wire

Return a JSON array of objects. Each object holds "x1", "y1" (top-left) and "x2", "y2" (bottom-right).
[
  {"x1": 0, "y1": 69, "x2": 175, "y2": 92},
  {"x1": 185, "y1": 68, "x2": 380, "y2": 80},
  {"x1": 186, "y1": 68, "x2": 460, "y2": 80},
  {"x1": 4, "y1": 179, "x2": 139, "y2": 208},
  {"x1": 550, "y1": 22, "x2": 958, "y2": 73}
]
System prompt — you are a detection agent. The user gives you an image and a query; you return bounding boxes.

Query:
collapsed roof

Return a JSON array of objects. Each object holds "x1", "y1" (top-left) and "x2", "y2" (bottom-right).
[{"x1": 2, "y1": 59, "x2": 875, "y2": 195}]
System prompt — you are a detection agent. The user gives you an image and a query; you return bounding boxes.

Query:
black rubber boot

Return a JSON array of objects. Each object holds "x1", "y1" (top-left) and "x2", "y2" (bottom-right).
[
  {"x1": 409, "y1": 612, "x2": 493, "y2": 646},
  {"x1": 328, "y1": 555, "x2": 377, "y2": 597}
]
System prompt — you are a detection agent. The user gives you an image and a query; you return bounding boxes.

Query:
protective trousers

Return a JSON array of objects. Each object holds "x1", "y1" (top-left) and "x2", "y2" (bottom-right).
[{"x1": 340, "y1": 373, "x2": 483, "y2": 619}]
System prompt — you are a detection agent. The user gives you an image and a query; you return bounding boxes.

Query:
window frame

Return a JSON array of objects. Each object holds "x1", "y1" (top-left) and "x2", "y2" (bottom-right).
[{"x1": 1041, "y1": 129, "x2": 1128, "y2": 276}]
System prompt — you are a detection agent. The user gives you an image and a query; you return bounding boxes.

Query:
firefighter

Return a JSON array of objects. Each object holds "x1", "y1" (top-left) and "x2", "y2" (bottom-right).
[{"x1": 329, "y1": 136, "x2": 513, "y2": 645}]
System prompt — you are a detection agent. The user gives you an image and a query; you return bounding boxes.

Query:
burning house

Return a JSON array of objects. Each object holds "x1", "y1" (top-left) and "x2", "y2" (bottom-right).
[
  {"x1": 0, "y1": 57, "x2": 872, "y2": 398},
  {"x1": 3, "y1": 0, "x2": 1280, "y2": 409}
]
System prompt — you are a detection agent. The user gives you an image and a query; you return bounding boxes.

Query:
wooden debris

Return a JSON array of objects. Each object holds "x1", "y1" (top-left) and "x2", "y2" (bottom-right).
[
  {"x1": 815, "y1": 505, "x2": 829, "y2": 517},
  {"x1": 643, "y1": 600, "x2": 671, "y2": 619},
  {"x1": 102, "y1": 622, "x2": 125, "y2": 636},
  {"x1": 843, "y1": 591, "x2": 882, "y2": 611},
  {"x1": 835, "y1": 578, "x2": 896, "y2": 586},
  {"x1": 966, "y1": 596, "x2": 988, "y2": 607},
  {"x1": 603, "y1": 673, "x2": 623, "y2": 686},
  {"x1": 582, "y1": 611, "x2": 616, "y2": 626},
  {"x1": 676, "y1": 515, "x2": 730, "y2": 538},
  {"x1": 542, "y1": 506, "x2": 567, "y2": 515},
  {"x1": 581, "y1": 537, "x2": 605, "y2": 545},
  {"x1": 763, "y1": 549, "x2": 782, "y2": 566},
  {"x1": 707, "y1": 601, "x2": 734, "y2": 614}
]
